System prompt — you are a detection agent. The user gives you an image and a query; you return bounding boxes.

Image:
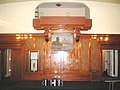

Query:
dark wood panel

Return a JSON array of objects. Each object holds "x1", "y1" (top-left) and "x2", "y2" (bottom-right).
[
  {"x1": 11, "y1": 49, "x2": 23, "y2": 80},
  {"x1": 23, "y1": 71, "x2": 90, "y2": 81},
  {"x1": 0, "y1": 34, "x2": 120, "y2": 81},
  {"x1": 0, "y1": 49, "x2": 6, "y2": 79},
  {"x1": 0, "y1": 43, "x2": 22, "y2": 49}
]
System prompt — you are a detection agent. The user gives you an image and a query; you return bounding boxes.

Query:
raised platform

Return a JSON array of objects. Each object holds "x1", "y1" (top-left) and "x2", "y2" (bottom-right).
[{"x1": 0, "y1": 80, "x2": 120, "y2": 90}]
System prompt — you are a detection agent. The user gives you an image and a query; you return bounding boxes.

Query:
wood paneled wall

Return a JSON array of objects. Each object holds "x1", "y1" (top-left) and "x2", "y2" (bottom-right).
[
  {"x1": 11, "y1": 49, "x2": 23, "y2": 80},
  {"x1": 0, "y1": 34, "x2": 120, "y2": 81}
]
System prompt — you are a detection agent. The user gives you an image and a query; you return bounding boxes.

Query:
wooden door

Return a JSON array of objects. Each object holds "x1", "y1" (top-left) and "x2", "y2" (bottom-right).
[
  {"x1": 11, "y1": 49, "x2": 23, "y2": 80},
  {"x1": 48, "y1": 50, "x2": 75, "y2": 71}
]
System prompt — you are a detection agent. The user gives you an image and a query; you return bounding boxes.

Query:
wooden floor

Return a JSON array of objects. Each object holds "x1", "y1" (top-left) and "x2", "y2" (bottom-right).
[{"x1": 0, "y1": 79, "x2": 120, "y2": 90}]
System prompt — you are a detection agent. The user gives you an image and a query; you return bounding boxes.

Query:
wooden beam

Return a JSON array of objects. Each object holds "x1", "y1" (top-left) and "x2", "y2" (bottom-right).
[{"x1": 33, "y1": 16, "x2": 92, "y2": 30}]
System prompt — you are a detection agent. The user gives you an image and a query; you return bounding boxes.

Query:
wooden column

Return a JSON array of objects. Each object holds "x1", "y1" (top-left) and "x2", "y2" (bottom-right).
[{"x1": 81, "y1": 37, "x2": 90, "y2": 78}]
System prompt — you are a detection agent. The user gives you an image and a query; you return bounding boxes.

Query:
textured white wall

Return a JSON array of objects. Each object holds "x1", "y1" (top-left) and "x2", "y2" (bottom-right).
[
  {"x1": 0, "y1": 0, "x2": 120, "y2": 34},
  {"x1": 39, "y1": 8, "x2": 85, "y2": 16}
]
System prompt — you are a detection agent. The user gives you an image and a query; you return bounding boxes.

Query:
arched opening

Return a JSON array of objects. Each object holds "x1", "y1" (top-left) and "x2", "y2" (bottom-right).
[{"x1": 33, "y1": 2, "x2": 92, "y2": 31}]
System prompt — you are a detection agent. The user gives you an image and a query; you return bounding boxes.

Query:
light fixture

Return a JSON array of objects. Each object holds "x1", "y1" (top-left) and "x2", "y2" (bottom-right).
[
  {"x1": 75, "y1": 29, "x2": 81, "y2": 43},
  {"x1": 16, "y1": 34, "x2": 32, "y2": 40},
  {"x1": 104, "y1": 37, "x2": 109, "y2": 41},
  {"x1": 76, "y1": 36, "x2": 80, "y2": 43},
  {"x1": 56, "y1": 3, "x2": 62, "y2": 7},
  {"x1": 45, "y1": 36, "x2": 49, "y2": 43},
  {"x1": 91, "y1": 35, "x2": 109, "y2": 42},
  {"x1": 44, "y1": 30, "x2": 49, "y2": 43}
]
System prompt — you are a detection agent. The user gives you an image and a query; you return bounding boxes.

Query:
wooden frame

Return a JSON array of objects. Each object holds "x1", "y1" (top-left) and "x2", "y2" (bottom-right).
[
  {"x1": 29, "y1": 51, "x2": 39, "y2": 72},
  {"x1": 51, "y1": 33, "x2": 74, "y2": 51}
]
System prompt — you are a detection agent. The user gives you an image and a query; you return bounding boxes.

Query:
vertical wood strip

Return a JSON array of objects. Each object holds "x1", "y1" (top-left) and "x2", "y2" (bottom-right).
[{"x1": 81, "y1": 38, "x2": 90, "y2": 72}]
